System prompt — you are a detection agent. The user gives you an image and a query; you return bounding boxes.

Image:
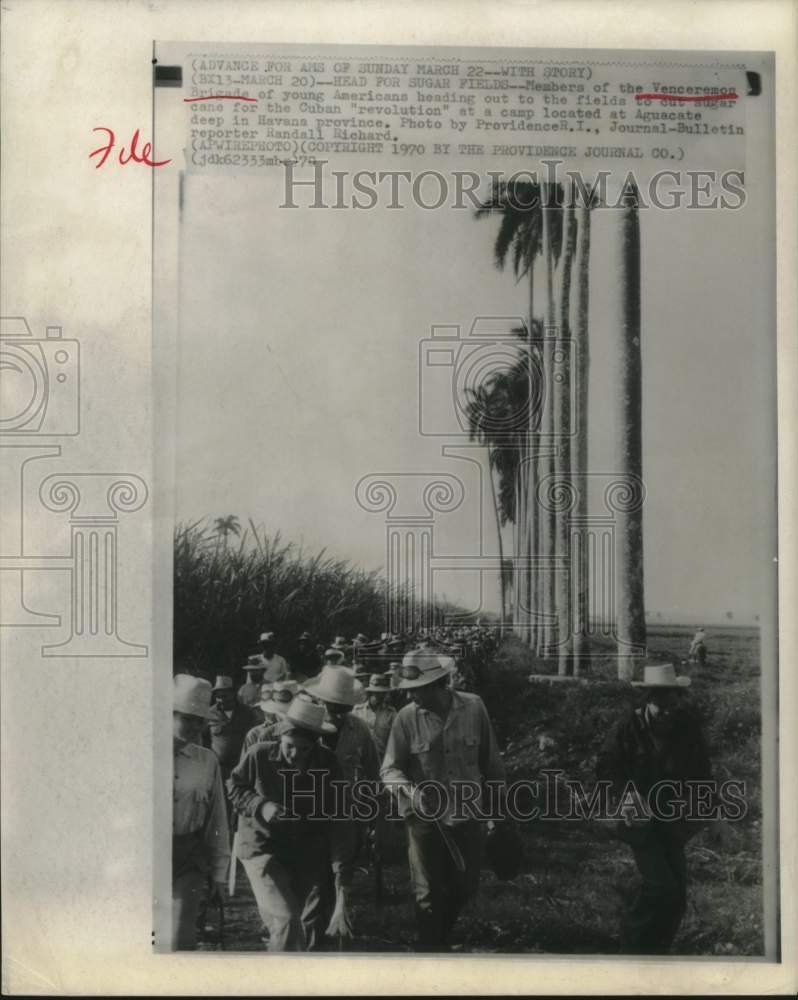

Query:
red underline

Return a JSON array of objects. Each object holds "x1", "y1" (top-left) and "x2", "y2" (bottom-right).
[
  {"x1": 635, "y1": 92, "x2": 738, "y2": 102},
  {"x1": 183, "y1": 95, "x2": 258, "y2": 102}
]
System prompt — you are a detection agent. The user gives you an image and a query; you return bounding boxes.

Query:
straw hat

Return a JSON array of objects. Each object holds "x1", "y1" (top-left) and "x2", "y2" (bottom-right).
[
  {"x1": 212, "y1": 675, "x2": 234, "y2": 692},
  {"x1": 277, "y1": 697, "x2": 336, "y2": 736},
  {"x1": 259, "y1": 631, "x2": 276, "y2": 644},
  {"x1": 631, "y1": 663, "x2": 691, "y2": 688},
  {"x1": 174, "y1": 674, "x2": 213, "y2": 719},
  {"x1": 304, "y1": 665, "x2": 365, "y2": 706},
  {"x1": 396, "y1": 649, "x2": 456, "y2": 690},
  {"x1": 365, "y1": 673, "x2": 392, "y2": 694},
  {"x1": 324, "y1": 647, "x2": 345, "y2": 660},
  {"x1": 354, "y1": 633, "x2": 369, "y2": 644},
  {"x1": 244, "y1": 660, "x2": 264, "y2": 676},
  {"x1": 261, "y1": 679, "x2": 299, "y2": 715}
]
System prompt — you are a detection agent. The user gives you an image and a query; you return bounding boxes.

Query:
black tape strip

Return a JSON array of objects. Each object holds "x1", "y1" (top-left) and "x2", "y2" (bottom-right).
[
  {"x1": 746, "y1": 71, "x2": 761, "y2": 97},
  {"x1": 154, "y1": 65, "x2": 183, "y2": 88}
]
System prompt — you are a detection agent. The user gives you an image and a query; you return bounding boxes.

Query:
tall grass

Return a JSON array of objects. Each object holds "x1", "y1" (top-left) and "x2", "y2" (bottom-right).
[{"x1": 173, "y1": 518, "x2": 461, "y2": 677}]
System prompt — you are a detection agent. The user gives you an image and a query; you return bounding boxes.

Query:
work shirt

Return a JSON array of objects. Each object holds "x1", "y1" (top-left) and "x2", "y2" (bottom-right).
[
  {"x1": 352, "y1": 701, "x2": 397, "y2": 757},
  {"x1": 323, "y1": 712, "x2": 381, "y2": 786},
  {"x1": 204, "y1": 702, "x2": 254, "y2": 772},
  {"x1": 254, "y1": 653, "x2": 289, "y2": 683},
  {"x1": 596, "y1": 704, "x2": 713, "y2": 838},
  {"x1": 381, "y1": 690, "x2": 506, "y2": 825},
  {"x1": 240, "y1": 717, "x2": 281, "y2": 759},
  {"x1": 173, "y1": 740, "x2": 231, "y2": 883},
  {"x1": 227, "y1": 741, "x2": 354, "y2": 886}
]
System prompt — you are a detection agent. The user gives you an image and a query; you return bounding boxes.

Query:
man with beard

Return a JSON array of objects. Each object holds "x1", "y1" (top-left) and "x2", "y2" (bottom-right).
[{"x1": 596, "y1": 663, "x2": 715, "y2": 954}]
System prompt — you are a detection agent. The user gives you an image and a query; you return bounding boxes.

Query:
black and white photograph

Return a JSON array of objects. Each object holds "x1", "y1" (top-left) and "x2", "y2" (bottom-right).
[
  {"x1": 152, "y1": 40, "x2": 779, "y2": 959},
  {"x1": 3, "y1": 4, "x2": 795, "y2": 993}
]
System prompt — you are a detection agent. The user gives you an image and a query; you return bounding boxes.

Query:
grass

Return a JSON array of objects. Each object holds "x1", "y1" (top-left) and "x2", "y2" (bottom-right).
[{"x1": 202, "y1": 626, "x2": 764, "y2": 955}]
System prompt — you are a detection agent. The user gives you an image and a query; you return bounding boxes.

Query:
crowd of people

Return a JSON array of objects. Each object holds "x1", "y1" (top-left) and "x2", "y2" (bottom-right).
[{"x1": 172, "y1": 624, "x2": 719, "y2": 955}]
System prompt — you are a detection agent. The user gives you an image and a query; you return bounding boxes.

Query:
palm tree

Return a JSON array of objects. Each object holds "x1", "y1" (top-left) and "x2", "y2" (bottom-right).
[
  {"x1": 475, "y1": 181, "x2": 543, "y2": 646},
  {"x1": 571, "y1": 187, "x2": 593, "y2": 674},
  {"x1": 612, "y1": 181, "x2": 646, "y2": 680},
  {"x1": 213, "y1": 514, "x2": 241, "y2": 548}
]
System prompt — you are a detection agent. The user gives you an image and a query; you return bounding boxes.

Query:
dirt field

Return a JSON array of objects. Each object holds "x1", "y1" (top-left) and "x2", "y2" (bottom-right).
[{"x1": 201, "y1": 626, "x2": 764, "y2": 955}]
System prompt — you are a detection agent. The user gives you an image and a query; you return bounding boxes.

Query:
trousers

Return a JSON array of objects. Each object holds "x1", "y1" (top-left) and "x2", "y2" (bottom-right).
[
  {"x1": 406, "y1": 817, "x2": 483, "y2": 951},
  {"x1": 172, "y1": 870, "x2": 206, "y2": 950},
  {"x1": 622, "y1": 824, "x2": 688, "y2": 954},
  {"x1": 241, "y1": 840, "x2": 330, "y2": 952}
]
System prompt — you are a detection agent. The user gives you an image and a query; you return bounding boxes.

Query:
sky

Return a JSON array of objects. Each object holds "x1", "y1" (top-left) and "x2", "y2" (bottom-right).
[{"x1": 172, "y1": 157, "x2": 775, "y2": 626}]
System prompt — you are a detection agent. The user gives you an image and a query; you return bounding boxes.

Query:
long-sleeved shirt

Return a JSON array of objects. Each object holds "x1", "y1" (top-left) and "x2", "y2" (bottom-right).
[
  {"x1": 352, "y1": 702, "x2": 397, "y2": 757},
  {"x1": 227, "y1": 741, "x2": 354, "y2": 886},
  {"x1": 323, "y1": 712, "x2": 381, "y2": 786},
  {"x1": 173, "y1": 740, "x2": 230, "y2": 883},
  {"x1": 381, "y1": 690, "x2": 506, "y2": 825},
  {"x1": 204, "y1": 702, "x2": 255, "y2": 772},
  {"x1": 240, "y1": 717, "x2": 280, "y2": 759},
  {"x1": 596, "y1": 704, "x2": 714, "y2": 835}
]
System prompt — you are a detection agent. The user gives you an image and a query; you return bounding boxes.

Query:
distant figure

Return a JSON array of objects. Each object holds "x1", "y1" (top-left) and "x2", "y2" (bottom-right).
[
  {"x1": 254, "y1": 631, "x2": 289, "y2": 682},
  {"x1": 237, "y1": 663, "x2": 265, "y2": 712},
  {"x1": 205, "y1": 676, "x2": 255, "y2": 784},
  {"x1": 353, "y1": 673, "x2": 397, "y2": 757},
  {"x1": 688, "y1": 628, "x2": 707, "y2": 665}
]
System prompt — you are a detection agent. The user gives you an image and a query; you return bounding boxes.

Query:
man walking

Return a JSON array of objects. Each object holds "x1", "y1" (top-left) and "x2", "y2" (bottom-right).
[
  {"x1": 227, "y1": 699, "x2": 353, "y2": 951},
  {"x1": 205, "y1": 675, "x2": 255, "y2": 784},
  {"x1": 172, "y1": 674, "x2": 230, "y2": 950},
  {"x1": 381, "y1": 650, "x2": 506, "y2": 951},
  {"x1": 353, "y1": 673, "x2": 396, "y2": 757},
  {"x1": 596, "y1": 663, "x2": 714, "y2": 954}
]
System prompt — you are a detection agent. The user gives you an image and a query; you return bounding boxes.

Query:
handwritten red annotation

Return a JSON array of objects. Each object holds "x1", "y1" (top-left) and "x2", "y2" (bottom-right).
[
  {"x1": 183, "y1": 95, "x2": 258, "y2": 102},
  {"x1": 89, "y1": 127, "x2": 171, "y2": 168},
  {"x1": 634, "y1": 93, "x2": 739, "y2": 103}
]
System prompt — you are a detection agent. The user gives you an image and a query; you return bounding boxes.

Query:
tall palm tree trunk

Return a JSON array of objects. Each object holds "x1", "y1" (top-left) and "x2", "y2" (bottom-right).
[
  {"x1": 555, "y1": 198, "x2": 576, "y2": 676},
  {"x1": 525, "y1": 262, "x2": 537, "y2": 649},
  {"x1": 613, "y1": 180, "x2": 647, "y2": 680},
  {"x1": 571, "y1": 197, "x2": 592, "y2": 676},
  {"x1": 487, "y1": 449, "x2": 507, "y2": 624},
  {"x1": 540, "y1": 184, "x2": 557, "y2": 657}
]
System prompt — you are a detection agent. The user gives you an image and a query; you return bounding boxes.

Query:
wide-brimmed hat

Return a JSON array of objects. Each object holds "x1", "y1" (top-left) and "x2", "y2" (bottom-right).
[
  {"x1": 297, "y1": 631, "x2": 313, "y2": 641},
  {"x1": 354, "y1": 633, "x2": 369, "y2": 644},
  {"x1": 365, "y1": 673, "x2": 392, "y2": 694},
  {"x1": 277, "y1": 697, "x2": 336, "y2": 736},
  {"x1": 212, "y1": 675, "x2": 234, "y2": 692},
  {"x1": 324, "y1": 647, "x2": 345, "y2": 660},
  {"x1": 304, "y1": 665, "x2": 365, "y2": 706},
  {"x1": 174, "y1": 674, "x2": 213, "y2": 719},
  {"x1": 332, "y1": 635, "x2": 348, "y2": 649},
  {"x1": 632, "y1": 663, "x2": 691, "y2": 688},
  {"x1": 259, "y1": 631, "x2": 276, "y2": 643},
  {"x1": 261, "y1": 679, "x2": 299, "y2": 715},
  {"x1": 396, "y1": 650, "x2": 456, "y2": 690},
  {"x1": 244, "y1": 659, "x2": 264, "y2": 675}
]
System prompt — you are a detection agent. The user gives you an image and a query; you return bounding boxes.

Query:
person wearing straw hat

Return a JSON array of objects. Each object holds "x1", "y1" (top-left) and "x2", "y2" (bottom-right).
[
  {"x1": 253, "y1": 631, "x2": 289, "y2": 683},
  {"x1": 289, "y1": 631, "x2": 321, "y2": 684},
  {"x1": 304, "y1": 666, "x2": 379, "y2": 787},
  {"x1": 596, "y1": 662, "x2": 714, "y2": 954},
  {"x1": 237, "y1": 661, "x2": 265, "y2": 712},
  {"x1": 381, "y1": 650, "x2": 507, "y2": 951},
  {"x1": 323, "y1": 646, "x2": 346, "y2": 667},
  {"x1": 205, "y1": 676, "x2": 256, "y2": 784},
  {"x1": 353, "y1": 673, "x2": 397, "y2": 757},
  {"x1": 240, "y1": 680, "x2": 299, "y2": 758},
  {"x1": 227, "y1": 698, "x2": 354, "y2": 951},
  {"x1": 172, "y1": 674, "x2": 231, "y2": 951}
]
